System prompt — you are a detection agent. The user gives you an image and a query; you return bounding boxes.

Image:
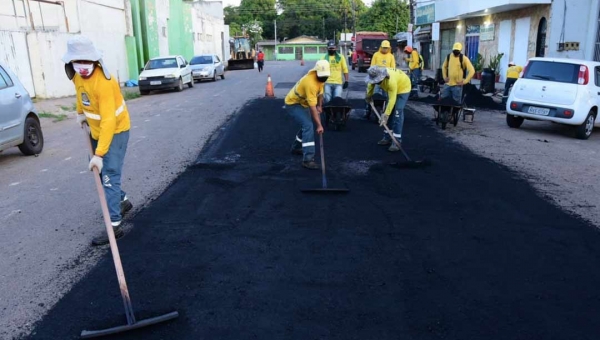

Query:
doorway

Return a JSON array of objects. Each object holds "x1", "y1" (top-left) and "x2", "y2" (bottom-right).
[
  {"x1": 536, "y1": 17, "x2": 547, "y2": 57},
  {"x1": 440, "y1": 29, "x2": 456, "y2": 67},
  {"x1": 295, "y1": 47, "x2": 303, "y2": 60},
  {"x1": 420, "y1": 41, "x2": 431, "y2": 69},
  {"x1": 465, "y1": 36, "x2": 480, "y2": 63}
]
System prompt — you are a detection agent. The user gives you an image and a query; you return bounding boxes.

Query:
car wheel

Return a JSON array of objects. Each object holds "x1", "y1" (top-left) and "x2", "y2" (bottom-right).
[
  {"x1": 213, "y1": 71, "x2": 217, "y2": 82},
  {"x1": 176, "y1": 78, "x2": 184, "y2": 92},
  {"x1": 575, "y1": 111, "x2": 595, "y2": 140},
  {"x1": 506, "y1": 114, "x2": 524, "y2": 128},
  {"x1": 188, "y1": 77, "x2": 194, "y2": 88},
  {"x1": 18, "y1": 116, "x2": 44, "y2": 156},
  {"x1": 140, "y1": 90, "x2": 150, "y2": 95},
  {"x1": 220, "y1": 72, "x2": 225, "y2": 80}
]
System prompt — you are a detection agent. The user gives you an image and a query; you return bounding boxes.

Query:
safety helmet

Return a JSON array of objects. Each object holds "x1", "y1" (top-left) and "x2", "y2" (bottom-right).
[
  {"x1": 404, "y1": 46, "x2": 413, "y2": 53},
  {"x1": 381, "y1": 40, "x2": 391, "y2": 48}
]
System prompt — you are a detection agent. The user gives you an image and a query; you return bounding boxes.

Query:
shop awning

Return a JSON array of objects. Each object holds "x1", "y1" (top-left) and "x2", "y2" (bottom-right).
[{"x1": 436, "y1": 0, "x2": 551, "y2": 22}]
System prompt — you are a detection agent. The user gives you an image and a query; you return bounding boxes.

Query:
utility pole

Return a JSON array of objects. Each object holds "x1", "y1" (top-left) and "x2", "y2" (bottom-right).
[
  {"x1": 274, "y1": 19, "x2": 277, "y2": 61},
  {"x1": 323, "y1": 17, "x2": 325, "y2": 41},
  {"x1": 352, "y1": 0, "x2": 356, "y2": 44}
]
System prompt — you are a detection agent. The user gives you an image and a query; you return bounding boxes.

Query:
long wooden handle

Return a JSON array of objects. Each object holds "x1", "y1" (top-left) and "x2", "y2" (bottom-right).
[
  {"x1": 368, "y1": 101, "x2": 401, "y2": 148},
  {"x1": 82, "y1": 124, "x2": 136, "y2": 325},
  {"x1": 319, "y1": 133, "x2": 327, "y2": 189}
]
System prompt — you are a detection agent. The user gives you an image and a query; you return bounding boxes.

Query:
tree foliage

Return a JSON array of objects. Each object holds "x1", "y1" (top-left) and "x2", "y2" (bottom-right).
[{"x1": 224, "y1": 0, "x2": 407, "y2": 43}]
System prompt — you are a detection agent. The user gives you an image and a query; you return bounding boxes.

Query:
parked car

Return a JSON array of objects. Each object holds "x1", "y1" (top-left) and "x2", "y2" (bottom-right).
[
  {"x1": 190, "y1": 54, "x2": 225, "y2": 82},
  {"x1": 138, "y1": 55, "x2": 194, "y2": 95},
  {"x1": 0, "y1": 62, "x2": 44, "y2": 156},
  {"x1": 506, "y1": 57, "x2": 600, "y2": 139}
]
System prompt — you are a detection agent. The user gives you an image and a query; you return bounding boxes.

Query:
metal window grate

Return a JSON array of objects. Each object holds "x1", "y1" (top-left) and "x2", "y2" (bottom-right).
[{"x1": 595, "y1": 8, "x2": 600, "y2": 61}]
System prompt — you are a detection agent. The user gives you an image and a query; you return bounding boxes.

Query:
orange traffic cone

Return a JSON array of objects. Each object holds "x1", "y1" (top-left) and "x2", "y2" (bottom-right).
[
  {"x1": 300, "y1": 58, "x2": 305, "y2": 66},
  {"x1": 265, "y1": 74, "x2": 274, "y2": 97}
]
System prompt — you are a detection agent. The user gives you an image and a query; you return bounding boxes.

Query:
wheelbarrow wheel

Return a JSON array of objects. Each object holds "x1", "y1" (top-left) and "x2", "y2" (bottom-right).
[
  {"x1": 452, "y1": 108, "x2": 459, "y2": 127},
  {"x1": 440, "y1": 109, "x2": 449, "y2": 130}
]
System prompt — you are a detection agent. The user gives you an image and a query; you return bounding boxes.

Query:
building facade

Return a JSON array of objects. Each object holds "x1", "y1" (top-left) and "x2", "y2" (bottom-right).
[
  {"x1": 273, "y1": 36, "x2": 327, "y2": 61},
  {"x1": 409, "y1": 0, "x2": 600, "y2": 81},
  {"x1": 0, "y1": 0, "x2": 226, "y2": 99}
]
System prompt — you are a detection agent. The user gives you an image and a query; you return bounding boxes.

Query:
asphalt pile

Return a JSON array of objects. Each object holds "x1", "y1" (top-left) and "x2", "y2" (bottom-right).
[{"x1": 26, "y1": 98, "x2": 600, "y2": 340}]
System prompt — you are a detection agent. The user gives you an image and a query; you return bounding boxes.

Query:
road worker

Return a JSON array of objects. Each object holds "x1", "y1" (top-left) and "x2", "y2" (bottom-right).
[
  {"x1": 504, "y1": 61, "x2": 522, "y2": 104},
  {"x1": 322, "y1": 41, "x2": 349, "y2": 103},
  {"x1": 285, "y1": 60, "x2": 330, "y2": 170},
  {"x1": 257, "y1": 50, "x2": 265, "y2": 73},
  {"x1": 440, "y1": 42, "x2": 475, "y2": 121},
  {"x1": 62, "y1": 36, "x2": 132, "y2": 246},
  {"x1": 371, "y1": 40, "x2": 396, "y2": 68},
  {"x1": 365, "y1": 66, "x2": 411, "y2": 152},
  {"x1": 404, "y1": 46, "x2": 423, "y2": 95}
]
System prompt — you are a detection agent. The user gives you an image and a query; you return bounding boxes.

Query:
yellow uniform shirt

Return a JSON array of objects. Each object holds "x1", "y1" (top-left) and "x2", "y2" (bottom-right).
[
  {"x1": 366, "y1": 68, "x2": 412, "y2": 116},
  {"x1": 506, "y1": 65, "x2": 523, "y2": 79},
  {"x1": 321, "y1": 54, "x2": 348, "y2": 85},
  {"x1": 371, "y1": 50, "x2": 396, "y2": 68},
  {"x1": 407, "y1": 50, "x2": 421, "y2": 70},
  {"x1": 74, "y1": 69, "x2": 131, "y2": 156},
  {"x1": 442, "y1": 54, "x2": 475, "y2": 86},
  {"x1": 285, "y1": 72, "x2": 324, "y2": 108}
]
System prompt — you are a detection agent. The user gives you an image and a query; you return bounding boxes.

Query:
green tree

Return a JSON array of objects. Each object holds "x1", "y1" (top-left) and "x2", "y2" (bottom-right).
[{"x1": 358, "y1": 0, "x2": 409, "y2": 38}]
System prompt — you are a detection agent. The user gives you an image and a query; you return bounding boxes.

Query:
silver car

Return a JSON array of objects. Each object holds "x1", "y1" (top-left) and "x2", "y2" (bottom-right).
[
  {"x1": 0, "y1": 62, "x2": 44, "y2": 156},
  {"x1": 190, "y1": 54, "x2": 226, "y2": 82}
]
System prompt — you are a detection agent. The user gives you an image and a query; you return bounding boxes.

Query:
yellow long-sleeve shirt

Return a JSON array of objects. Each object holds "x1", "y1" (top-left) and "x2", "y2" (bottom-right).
[
  {"x1": 285, "y1": 72, "x2": 324, "y2": 108},
  {"x1": 506, "y1": 65, "x2": 523, "y2": 79},
  {"x1": 366, "y1": 68, "x2": 412, "y2": 116},
  {"x1": 321, "y1": 54, "x2": 348, "y2": 85},
  {"x1": 442, "y1": 54, "x2": 475, "y2": 86},
  {"x1": 74, "y1": 68, "x2": 131, "y2": 156},
  {"x1": 371, "y1": 49, "x2": 396, "y2": 69},
  {"x1": 406, "y1": 50, "x2": 421, "y2": 70}
]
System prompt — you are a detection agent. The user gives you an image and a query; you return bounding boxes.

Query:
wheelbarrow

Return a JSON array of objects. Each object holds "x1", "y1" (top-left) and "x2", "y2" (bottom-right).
[{"x1": 323, "y1": 96, "x2": 352, "y2": 131}]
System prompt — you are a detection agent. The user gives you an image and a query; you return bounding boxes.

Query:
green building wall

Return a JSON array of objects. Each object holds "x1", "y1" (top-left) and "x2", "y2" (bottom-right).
[
  {"x1": 168, "y1": 0, "x2": 194, "y2": 61},
  {"x1": 275, "y1": 44, "x2": 327, "y2": 61}
]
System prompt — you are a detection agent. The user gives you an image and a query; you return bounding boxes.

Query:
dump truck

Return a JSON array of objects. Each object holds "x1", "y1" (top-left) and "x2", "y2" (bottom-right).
[
  {"x1": 354, "y1": 31, "x2": 397, "y2": 73},
  {"x1": 228, "y1": 36, "x2": 255, "y2": 70}
]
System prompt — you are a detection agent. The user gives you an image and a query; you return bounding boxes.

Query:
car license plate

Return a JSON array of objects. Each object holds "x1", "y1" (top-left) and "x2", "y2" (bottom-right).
[
  {"x1": 150, "y1": 81, "x2": 161, "y2": 85},
  {"x1": 528, "y1": 106, "x2": 550, "y2": 116}
]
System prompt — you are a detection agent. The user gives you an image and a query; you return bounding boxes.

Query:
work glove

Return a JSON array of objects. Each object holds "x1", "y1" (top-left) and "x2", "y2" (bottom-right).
[
  {"x1": 88, "y1": 155, "x2": 103, "y2": 173},
  {"x1": 343, "y1": 81, "x2": 349, "y2": 89},
  {"x1": 365, "y1": 96, "x2": 372, "y2": 104},
  {"x1": 379, "y1": 114, "x2": 389, "y2": 127},
  {"x1": 76, "y1": 114, "x2": 87, "y2": 127}
]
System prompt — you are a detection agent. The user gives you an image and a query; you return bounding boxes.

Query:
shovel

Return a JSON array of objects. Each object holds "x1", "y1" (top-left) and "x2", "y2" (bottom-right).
[
  {"x1": 301, "y1": 133, "x2": 349, "y2": 194},
  {"x1": 80, "y1": 124, "x2": 178, "y2": 338},
  {"x1": 368, "y1": 101, "x2": 431, "y2": 169}
]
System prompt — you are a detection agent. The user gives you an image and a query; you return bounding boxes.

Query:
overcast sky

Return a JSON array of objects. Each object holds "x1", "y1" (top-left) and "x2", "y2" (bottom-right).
[{"x1": 222, "y1": 0, "x2": 374, "y2": 7}]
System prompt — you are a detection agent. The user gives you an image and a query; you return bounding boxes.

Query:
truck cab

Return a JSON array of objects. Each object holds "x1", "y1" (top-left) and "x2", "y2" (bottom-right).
[{"x1": 354, "y1": 32, "x2": 395, "y2": 73}]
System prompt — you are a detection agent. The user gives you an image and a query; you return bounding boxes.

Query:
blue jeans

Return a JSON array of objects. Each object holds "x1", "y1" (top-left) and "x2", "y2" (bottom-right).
[
  {"x1": 441, "y1": 85, "x2": 462, "y2": 103},
  {"x1": 286, "y1": 104, "x2": 315, "y2": 162},
  {"x1": 410, "y1": 69, "x2": 422, "y2": 87},
  {"x1": 91, "y1": 130, "x2": 129, "y2": 224},
  {"x1": 382, "y1": 93, "x2": 409, "y2": 141},
  {"x1": 324, "y1": 84, "x2": 343, "y2": 103}
]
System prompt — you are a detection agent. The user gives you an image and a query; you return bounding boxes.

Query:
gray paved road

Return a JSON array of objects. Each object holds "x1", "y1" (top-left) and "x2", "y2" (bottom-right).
[{"x1": 0, "y1": 61, "x2": 312, "y2": 339}]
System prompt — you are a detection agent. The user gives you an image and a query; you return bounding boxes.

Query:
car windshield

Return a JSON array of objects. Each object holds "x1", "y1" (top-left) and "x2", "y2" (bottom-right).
[
  {"x1": 145, "y1": 58, "x2": 178, "y2": 70},
  {"x1": 190, "y1": 56, "x2": 213, "y2": 65},
  {"x1": 523, "y1": 61, "x2": 580, "y2": 84}
]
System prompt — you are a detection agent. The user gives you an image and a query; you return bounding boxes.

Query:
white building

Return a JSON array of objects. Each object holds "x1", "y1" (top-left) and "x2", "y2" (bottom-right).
[
  {"x1": 192, "y1": 0, "x2": 227, "y2": 61},
  {"x1": 0, "y1": 0, "x2": 130, "y2": 98}
]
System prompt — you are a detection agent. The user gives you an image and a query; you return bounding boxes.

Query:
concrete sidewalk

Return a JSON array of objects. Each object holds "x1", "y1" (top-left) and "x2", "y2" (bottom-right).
[
  {"x1": 422, "y1": 69, "x2": 506, "y2": 91},
  {"x1": 33, "y1": 87, "x2": 141, "y2": 116}
]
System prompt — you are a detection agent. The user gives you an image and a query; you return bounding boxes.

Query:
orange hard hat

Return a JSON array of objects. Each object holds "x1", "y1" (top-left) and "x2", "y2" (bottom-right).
[{"x1": 404, "y1": 46, "x2": 413, "y2": 53}]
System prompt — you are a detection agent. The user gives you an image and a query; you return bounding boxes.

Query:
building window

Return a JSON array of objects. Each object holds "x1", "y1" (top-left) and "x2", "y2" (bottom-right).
[
  {"x1": 278, "y1": 46, "x2": 294, "y2": 54},
  {"x1": 536, "y1": 17, "x2": 547, "y2": 58},
  {"x1": 304, "y1": 46, "x2": 318, "y2": 54},
  {"x1": 319, "y1": 46, "x2": 328, "y2": 53}
]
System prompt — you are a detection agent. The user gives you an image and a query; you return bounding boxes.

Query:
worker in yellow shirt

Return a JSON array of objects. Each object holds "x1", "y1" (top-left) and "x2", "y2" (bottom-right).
[
  {"x1": 371, "y1": 40, "x2": 396, "y2": 68},
  {"x1": 285, "y1": 60, "x2": 330, "y2": 170},
  {"x1": 441, "y1": 42, "x2": 475, "y2": 103},
  {"x1": 404, "y1": 46, "x2": 424, "y2": 98},
  {"x1": 504, "y1": 61, "x2": 523, "y2": 104},
  {"x1": 322, "y1": 41, "x2": 349, "y2": 103},
  {"x1": 62, "y1": 36, "x2": 132, "y2": 246},
  {"x1": 365, "y1": 66, "x2": 412, "y2": 152}
]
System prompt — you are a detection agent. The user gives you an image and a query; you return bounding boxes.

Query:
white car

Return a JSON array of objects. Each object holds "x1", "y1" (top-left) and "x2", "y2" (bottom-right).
[
  {"x1": 0, "y1": 62, "x2": 44, "y2": 155},
  {"x1": 190, "y1": 54, "x2": 225, "y2": 82},
  {"x1": 138, "y1": 55, "x2": 194, "y2": 95},
  {"x1": 506, "y1": 57, "x2": 600, "y2": 139}
]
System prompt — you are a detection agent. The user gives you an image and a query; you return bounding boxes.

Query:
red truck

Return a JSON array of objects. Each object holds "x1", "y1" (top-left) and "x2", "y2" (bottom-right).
[{"x1": 353, "y1": 31, "x2": 397, "y2": 73}]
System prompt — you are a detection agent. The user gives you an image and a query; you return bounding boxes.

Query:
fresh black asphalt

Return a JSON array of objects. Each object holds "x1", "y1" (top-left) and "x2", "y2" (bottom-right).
[{"x1": 27, "y1": 96, "x2": 600, "y2": 339}]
